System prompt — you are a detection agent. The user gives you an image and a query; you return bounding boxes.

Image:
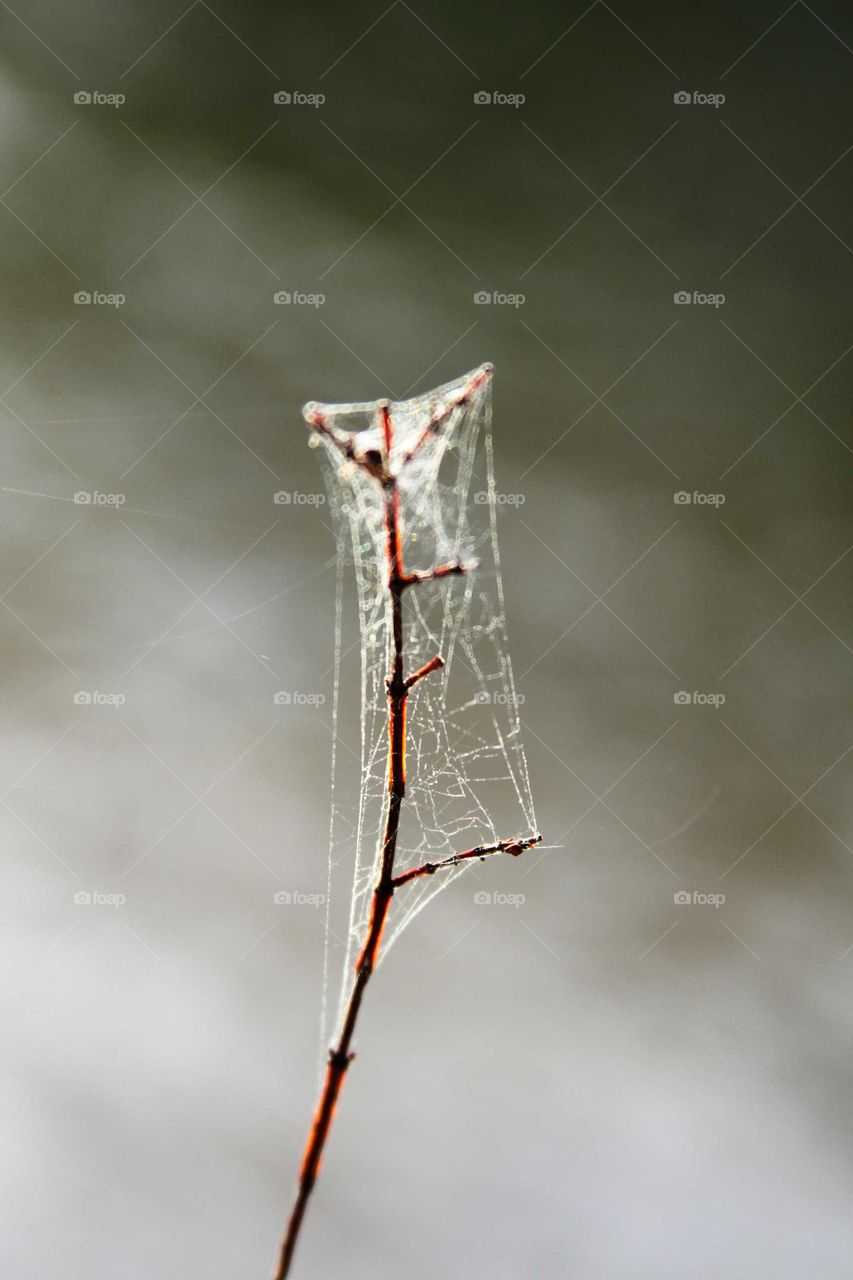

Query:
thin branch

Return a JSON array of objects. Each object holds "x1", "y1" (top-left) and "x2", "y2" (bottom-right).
[
  {"x1": 277, "y1": 364, "x2": 532, "y2": 1277},
  {"x1": 391, "y1": 833, "x2": 542, "y2": 888},
  {"x1": 405, "y1": 654, "x2": 445, "y2": 689},
  {"x1": 303, "y1": 365, "x2": 491, "y2": 483},
  {"x1": 276, "y1": 400, "x2": 446, "y2": 1277},
  {"x1": 301, "y1": 408, "x2": 357, "y2": 464},
  {"x1": 398, "y1": 559, "x2": 472, "y2": 587},
  {"x1": 401, "y1": 363, "x2": 492, "y2": 464}
]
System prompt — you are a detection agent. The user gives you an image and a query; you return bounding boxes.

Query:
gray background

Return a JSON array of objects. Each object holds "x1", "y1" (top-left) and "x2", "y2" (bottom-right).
[{"x1": 2, "y1": 2, "x2": 852, "y2": 1277}]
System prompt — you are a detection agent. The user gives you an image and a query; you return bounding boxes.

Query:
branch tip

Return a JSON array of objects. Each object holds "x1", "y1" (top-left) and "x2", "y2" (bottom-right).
[
  {"x1": 391, "y1": 831, "x2": 542, "y2": 888},
  {"x1": 399, "y1": 559, "x2": 471, "y2": 589},
  {"x1": 405, "y1": 654, "x2": 445, "y2": 690}
]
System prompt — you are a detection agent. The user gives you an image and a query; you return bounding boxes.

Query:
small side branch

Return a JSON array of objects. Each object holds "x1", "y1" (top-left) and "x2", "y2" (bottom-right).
[
  {"x1": 405, "y1": 655, "x2": 444, "y2": 690},
  {"x1": 397, "y1": 559, "x2": 472, "y2": 589},
  {"x1": 391, "y1": 832, "x2": 542, "y2": 889},
  {"x1": 402, "y1": 364, "x2": 493, "y2": 464},
  {"x1": 302, "y1": 409, "x2": 357, "y2": 464}
]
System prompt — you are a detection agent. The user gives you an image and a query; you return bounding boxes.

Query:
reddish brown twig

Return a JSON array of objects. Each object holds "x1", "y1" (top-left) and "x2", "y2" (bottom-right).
[
  {"x1": 275, "y1": 368, "x2": 537, "y2": 1277},
  {"x1": 391, "y1": 833, "x2": 542, "y2": 889},
  {"x1": 401, "y1": 362, "x2": 493, "y2": 464},
  {"x1": 405, "y1": 654, "x2": 445, "y2": 689},
  {"x1": 399, "y1": 559, "x2": 472, "y2": 586}
]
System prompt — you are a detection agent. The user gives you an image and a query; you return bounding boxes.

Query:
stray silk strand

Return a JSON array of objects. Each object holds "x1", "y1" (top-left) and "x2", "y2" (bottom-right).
[{"x1": 273, "y1": 368, "x2": 541, "y2": 1278}]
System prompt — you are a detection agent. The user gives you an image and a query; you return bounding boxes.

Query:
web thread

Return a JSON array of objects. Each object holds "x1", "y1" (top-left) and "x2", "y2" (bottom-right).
[{"x1": 306, "y1": 367, "x2": 538, "y2": 1050}]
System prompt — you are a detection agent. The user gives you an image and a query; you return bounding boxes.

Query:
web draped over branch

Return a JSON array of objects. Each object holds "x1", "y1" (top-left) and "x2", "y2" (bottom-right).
[{"x1": 306, "y1": 366, "x2": 538, "y2": 1046}]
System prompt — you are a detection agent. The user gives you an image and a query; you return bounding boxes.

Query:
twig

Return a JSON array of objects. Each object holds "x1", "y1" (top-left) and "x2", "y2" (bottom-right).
[
  {"x1": 274, "y1": 368, "x2": 536, "y2": 1277},
  {"x1": 391, "y1": 833, "x2": 542, "y2": 889},
  {"x1": 405, "y1": 654, "x2": 445, "y2": 689}
]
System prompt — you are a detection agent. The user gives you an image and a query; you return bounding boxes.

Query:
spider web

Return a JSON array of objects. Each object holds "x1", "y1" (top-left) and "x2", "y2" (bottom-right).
[{"x1": 305, "y1": 365, "x2": 538, "y2": 1049}]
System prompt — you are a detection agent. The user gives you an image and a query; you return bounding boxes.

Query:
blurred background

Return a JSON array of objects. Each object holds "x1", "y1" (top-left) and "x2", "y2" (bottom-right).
[{"x1": 1, "y1": 2, "x2": 852, "y2": 1276}]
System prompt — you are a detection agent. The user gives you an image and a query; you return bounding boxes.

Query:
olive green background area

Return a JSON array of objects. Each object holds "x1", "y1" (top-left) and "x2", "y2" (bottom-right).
[{"x1": 2, "y1": 2, "x2": 852, "y2": 1276}]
